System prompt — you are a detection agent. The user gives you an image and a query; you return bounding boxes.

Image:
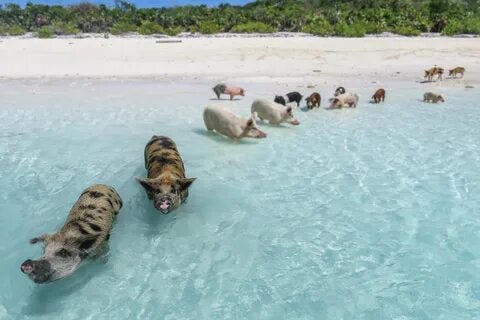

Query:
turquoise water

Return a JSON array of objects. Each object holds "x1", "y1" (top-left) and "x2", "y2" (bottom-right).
[{"x1": 1, "y1": 79, "x2": 479, "y2": 319}]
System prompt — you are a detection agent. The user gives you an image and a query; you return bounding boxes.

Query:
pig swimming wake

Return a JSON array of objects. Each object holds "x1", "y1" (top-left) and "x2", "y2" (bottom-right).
[
  {"x1": 203, "y1": 105, "x2": 267, "y2": 139},
  {"x1": 137, "y1": 136, "x2": 196, "y2": 214},
  {"x1": 251, "y1": 99, "x2": 300, "y2": 126},
  {"x1": 20, "y1": 184, "x2": 122, "y2": 283}
]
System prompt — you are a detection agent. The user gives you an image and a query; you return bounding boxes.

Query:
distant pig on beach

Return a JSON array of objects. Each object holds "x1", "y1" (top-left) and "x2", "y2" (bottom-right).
[
  {"x1": 274, "y1": 92, "x2": 303, "y2": 107},
  {"x1": 212, "y1": 84, "x2": 245, "y2": 100},
  {"x1": 21, "y1": 184, "x2": 122, "y2": 284},
  {"x1": 203, "y1": 105, "x2": 267, "y2": 139},
  {"x1": 251, "y1": 99, "x2": 300, "y2": 126},
  {"x1": 329, "y1": 92, "x2": 359, "y2": 108}
]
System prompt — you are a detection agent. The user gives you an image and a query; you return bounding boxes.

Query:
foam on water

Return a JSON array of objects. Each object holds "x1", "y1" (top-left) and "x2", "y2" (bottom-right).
[{"x1": 0, "y1": 79, "x2": 479, "y2": 319}]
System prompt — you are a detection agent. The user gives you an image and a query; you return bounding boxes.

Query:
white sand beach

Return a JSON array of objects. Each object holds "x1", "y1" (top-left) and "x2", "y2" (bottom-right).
[{"x1": 0, "y1": 36, "x2": 478, "y2": 87}]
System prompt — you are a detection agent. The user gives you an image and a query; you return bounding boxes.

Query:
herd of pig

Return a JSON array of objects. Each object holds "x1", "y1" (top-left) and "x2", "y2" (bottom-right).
[
  {"x1": 19, "y1": 81, "x2": 445, "y2": 284},
  {"x1": 205, "y1": 84, "x2": 381, "y2": 139}
]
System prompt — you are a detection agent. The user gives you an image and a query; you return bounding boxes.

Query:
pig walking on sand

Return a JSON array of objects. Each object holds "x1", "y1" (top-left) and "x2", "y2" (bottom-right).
[
  {"x1": 203, "y1": 105, "x2": 267, "y2": 140},
  {"x1": 20, "y1": 184, "x2": 122, "y2": 283},
  {"x1": 251, "y1": 99, "x2": 300, "y2": 126},
  {"x1": 212, "y1": 84, "x2": 245, "y2": 100},
  {"x1": 137, "y1": 136, "x2": 196, "y2": 214}
]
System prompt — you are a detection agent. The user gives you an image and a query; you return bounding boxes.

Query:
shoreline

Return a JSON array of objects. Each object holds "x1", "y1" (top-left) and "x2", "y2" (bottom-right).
[
  {"x1": 1, "y1": 32, "x2": 479, "y2": 40},
  {"x1": 0, "y1": 37, "x2": 478, "y2": 86}
]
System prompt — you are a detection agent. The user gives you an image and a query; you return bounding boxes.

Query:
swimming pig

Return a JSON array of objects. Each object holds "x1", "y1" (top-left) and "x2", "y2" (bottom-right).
[
  {"x1": 212, "y1": 84, "x2": 245, "y2": 100},
  {"x1": 251, "y1": 99, "x2": 300, "y2": 126},
  {"x1": 274, "y1": 92, "x2": 303, "y2": 107},
  {"x1": 20, "y1": 184, "x2": 122, "y2": 284},
  {"x1": 137, "y1": 136, "x2": 196, "y2": 214},
  {"x1": 305, "y1": 92, "x2": 321, "y2": 109},
  {"x1": 329, "y1": 92, "x2": 359, "y2": 108},
  {"x1": 423, "y1": 92, "x2": 445, "y2": 103},
  {"x1": 203, "y1": 105, "x2": 267, "y2": 139}
]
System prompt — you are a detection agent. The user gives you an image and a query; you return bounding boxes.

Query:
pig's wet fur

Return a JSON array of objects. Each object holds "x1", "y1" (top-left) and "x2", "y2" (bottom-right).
[
  {"x1": 21, "y1": 184, "x2": 122, "y2": 284},
  {"x1": 203, "y1": 105, "x2": 267, "y2": 139},
  {"x1": 136, "y1": 136, "x2": 196, "y2": 214}
]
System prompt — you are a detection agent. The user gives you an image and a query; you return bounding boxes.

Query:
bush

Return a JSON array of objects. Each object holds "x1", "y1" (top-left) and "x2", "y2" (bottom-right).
[
  {"x1": 37, "y1": 26, "x2": 54, "y2": 38},
  {"x1": 334, "y1": 22, "x2": 366, "y2": 37},
  {"x1": 109, "y1": 21, "x2": 137, "y2": 35},
  {"x1": 8, "y1": 26, "x2": 26, "y2": 36},
  {"x1": 393, "y1": 26, "x2": 422, "y2": 36},
  {"x1": 138, "y1": 21, "x2": 165, "y2": 35},
  {"x1": 51, "y1": 22, "x2": 80, "y2": 35},
  {"x1": 231, "y1": 22, "x2": 276, "y2": 33},
  {"x1": 302, "y1": 20, "x2": 334, "y2": 36},
  {"x1": 442, "y1": 17, "x2": 480, "y2": 35},
  {"x1": 195, "y1": 21, "x2": 223, "y2": 34},
  {"x1": 164, "y1": 27, "x2": 182, "y2": 36}
]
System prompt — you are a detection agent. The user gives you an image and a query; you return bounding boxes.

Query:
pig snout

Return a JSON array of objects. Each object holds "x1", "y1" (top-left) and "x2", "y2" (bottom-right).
[
  {"x1": 257, "y1": 130, "x2": 267, "y2": 138},
  {"x1": 290, "y1": 119, "x2": 300, "y2": 125},
  {"x1": 21, "y1": 259, "x2": 53, "y2": 283},
  {"x1": 155, "y1": 196, "x2": 172, "y2": 213}
]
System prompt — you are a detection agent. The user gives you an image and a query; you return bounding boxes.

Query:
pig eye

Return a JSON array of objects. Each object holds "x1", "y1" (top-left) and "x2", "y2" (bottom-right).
[{"x1": 56, "y1": 249, "x2": 71, "y2": 258}]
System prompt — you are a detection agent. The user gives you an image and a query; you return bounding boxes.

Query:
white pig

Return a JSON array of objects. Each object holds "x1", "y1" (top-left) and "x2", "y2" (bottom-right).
[
  {"x1": 329, "y1": 92, "x2": 359, "y2": 108},
  {"x1": 251, "y1": 99, "x2": 300, "y2": 126},
  {"x1": 203, "y1": 105, "x2": 267, "y2": 140}
]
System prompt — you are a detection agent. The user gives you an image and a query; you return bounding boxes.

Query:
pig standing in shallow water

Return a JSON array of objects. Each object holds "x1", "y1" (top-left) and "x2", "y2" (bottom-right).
[
  {"x1": 137, "y1": 136, "x2": 196, "y2": 214},
  {"x1": 21, "y1": 184, "x2": 122, "y2": 283},
  {"x1": 212, "y1": 84, "x2": 245, "y2": 100},
  {"x1": 329, "y1": 93, "x2": 359, "y2": 108},
  {"x1": 251, "y1": 99, "x2": 300, "y2": 126},
  {"x1": 203, "y1": 105, "x2": 267, "y2": 139}
]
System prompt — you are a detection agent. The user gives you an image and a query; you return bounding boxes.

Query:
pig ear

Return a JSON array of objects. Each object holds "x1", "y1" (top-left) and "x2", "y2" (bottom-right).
[
  {"x1": 178, "y1": 177, "x2": 196, "y2": 190},
  {"x1": 135, "y1": 177, "x2": 155, "y2": 192}
]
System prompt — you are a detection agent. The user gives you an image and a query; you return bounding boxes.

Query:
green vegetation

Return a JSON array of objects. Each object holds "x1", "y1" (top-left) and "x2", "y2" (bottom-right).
[
  {"x1": 0, "y1": 0, "x2": 478, "y2": 37},
  {"x1": 37, "y1": 26, "x2": 54, "y2": 38},
  {"x1": 0, "y1": 24, "x2": 26, "y2": 36},
  {"x1": 231, "y1": 22, "x2": 276, "y2": 33}
]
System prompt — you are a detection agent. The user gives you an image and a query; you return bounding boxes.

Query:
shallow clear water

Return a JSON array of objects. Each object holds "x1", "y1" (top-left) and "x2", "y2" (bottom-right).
[{"x1": 1, "y1": 79, "x2": 479, "y2": 319}]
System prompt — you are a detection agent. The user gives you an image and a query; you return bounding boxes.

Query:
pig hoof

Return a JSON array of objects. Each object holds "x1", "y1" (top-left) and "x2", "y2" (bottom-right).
[{"x1": 30, "y1": 238, "x2": 39, "y2": 244}]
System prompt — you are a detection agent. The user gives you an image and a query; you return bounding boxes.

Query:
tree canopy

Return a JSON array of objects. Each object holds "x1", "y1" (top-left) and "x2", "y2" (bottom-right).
[{"x1": 0, "y1": 0, "x2": 479, "y2": 37}]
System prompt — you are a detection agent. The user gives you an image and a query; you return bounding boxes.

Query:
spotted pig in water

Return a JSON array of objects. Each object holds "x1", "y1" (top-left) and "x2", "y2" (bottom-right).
[{"x1": 20, "y1": 184, "x2": 122, "y2": 283}]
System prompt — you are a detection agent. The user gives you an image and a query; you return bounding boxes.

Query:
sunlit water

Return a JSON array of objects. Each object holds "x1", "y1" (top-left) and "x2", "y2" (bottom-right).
[{"x1": 0, "y1": 79, "x2": 479, "y2": 319}]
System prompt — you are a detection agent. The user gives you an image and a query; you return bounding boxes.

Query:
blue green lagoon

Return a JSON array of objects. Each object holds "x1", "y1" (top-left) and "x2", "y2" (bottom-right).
[{"x1": 1, "y1": 79, "x2": 479, "y2": 319}]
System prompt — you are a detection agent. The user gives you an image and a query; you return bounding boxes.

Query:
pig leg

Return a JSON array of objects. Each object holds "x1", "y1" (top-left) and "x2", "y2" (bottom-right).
[
  {"x1": 30, "y1": 234, "x2": 48, "y2": 244},
  {"x1": 91, "y1": 242, "x2": 110, "y2": 264},
  {"x1": 204, "y1": 118, "x2": 214, "y2": 131},
  {"x1": 230, "y1": 94, "x2": 234, "y2": 100}
]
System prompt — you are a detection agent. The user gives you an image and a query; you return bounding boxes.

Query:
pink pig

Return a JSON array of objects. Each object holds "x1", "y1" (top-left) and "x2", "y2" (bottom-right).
[{"x1": 212, "y1": 84, "x2": 245, "y2": 100}]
